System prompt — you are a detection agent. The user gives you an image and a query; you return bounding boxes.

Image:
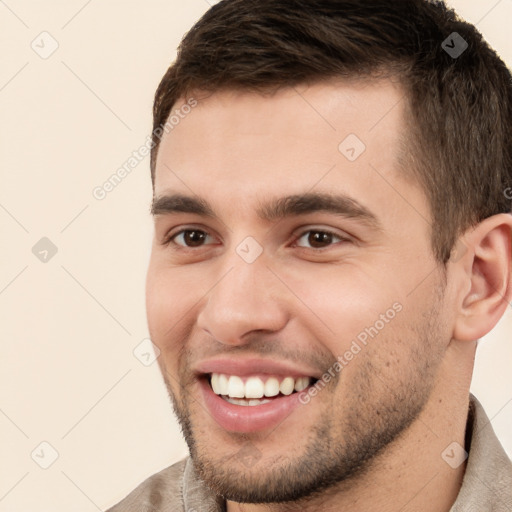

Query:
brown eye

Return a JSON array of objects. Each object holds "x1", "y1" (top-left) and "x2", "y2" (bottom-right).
[
  {"x1": 295, "y1": 229, "x2": 347, "y2": 250},
  {"x1": 166, "y1": 229, "x2": 213, "y2": 248}
]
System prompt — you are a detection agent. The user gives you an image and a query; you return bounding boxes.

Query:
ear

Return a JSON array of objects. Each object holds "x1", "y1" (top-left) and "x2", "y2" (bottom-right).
[{"x1": 452, "y1": 213, "x2": 512, "y2": 342}]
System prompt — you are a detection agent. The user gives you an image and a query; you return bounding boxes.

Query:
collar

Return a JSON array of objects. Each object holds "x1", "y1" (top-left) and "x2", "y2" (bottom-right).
[{"x1": 449, "y1": 394, "x2": 512, "y2": 511}]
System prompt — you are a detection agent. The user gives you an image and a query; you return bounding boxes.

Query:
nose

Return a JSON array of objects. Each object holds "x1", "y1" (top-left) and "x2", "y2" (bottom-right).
[{"x1": 196, "y1": 253, "x2": 289, "y2": 346}]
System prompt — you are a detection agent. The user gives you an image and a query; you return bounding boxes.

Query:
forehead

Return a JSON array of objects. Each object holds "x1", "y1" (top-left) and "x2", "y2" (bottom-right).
[{"x1": 153, "y1": 79, "x2": 428, "y2": 228}]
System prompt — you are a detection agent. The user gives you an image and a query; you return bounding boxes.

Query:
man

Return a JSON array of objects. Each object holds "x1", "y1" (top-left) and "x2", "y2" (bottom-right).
[{"x1": 107, "y1": 0, "x2": 512, "y2": 510}]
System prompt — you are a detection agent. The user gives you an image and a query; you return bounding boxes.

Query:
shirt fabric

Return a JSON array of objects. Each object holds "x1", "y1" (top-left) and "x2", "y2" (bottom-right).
[{"x1": 106, "y1": 394, "x2": 512, "y2": 511}]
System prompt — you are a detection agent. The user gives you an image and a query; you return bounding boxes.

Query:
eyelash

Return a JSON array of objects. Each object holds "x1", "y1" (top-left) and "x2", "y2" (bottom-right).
[{"x1": 161, "y1": 227, "x2": 350, "y2": 252}]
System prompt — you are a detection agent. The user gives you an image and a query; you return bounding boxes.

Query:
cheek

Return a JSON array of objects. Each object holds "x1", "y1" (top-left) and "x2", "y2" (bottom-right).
[
  {"x1": 283, "y1": 262, "x2": 403, "y2": 348},
  {"x1": 145, "y1": 261, "x2": 198, "y2": 352}
]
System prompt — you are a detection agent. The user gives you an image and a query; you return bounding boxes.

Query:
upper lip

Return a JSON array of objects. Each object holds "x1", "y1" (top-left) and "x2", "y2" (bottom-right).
[{"x1": 194, "y1": 357, "x2": 323, "y2": 379}]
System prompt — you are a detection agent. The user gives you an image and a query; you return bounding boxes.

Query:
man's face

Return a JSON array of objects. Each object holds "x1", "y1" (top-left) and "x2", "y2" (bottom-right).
[{"x1": 146, "y1": 80, "x2": 452, "y2": 503}]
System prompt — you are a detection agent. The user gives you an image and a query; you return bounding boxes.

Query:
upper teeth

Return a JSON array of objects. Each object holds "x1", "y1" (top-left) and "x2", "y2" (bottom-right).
[{"x1": 210, "y1": 373, "x2": 311, "y2": 398}]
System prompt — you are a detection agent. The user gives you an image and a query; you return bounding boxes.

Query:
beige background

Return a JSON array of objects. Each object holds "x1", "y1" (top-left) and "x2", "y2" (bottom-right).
[{"x1": 1, "y1": 1, "x2": 511, "y2": 510}]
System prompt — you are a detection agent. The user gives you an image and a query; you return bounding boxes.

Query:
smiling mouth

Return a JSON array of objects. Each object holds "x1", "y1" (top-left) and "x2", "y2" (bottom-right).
[{"x1": 205, "y1": 372, "x2": 319, "y2": 406}]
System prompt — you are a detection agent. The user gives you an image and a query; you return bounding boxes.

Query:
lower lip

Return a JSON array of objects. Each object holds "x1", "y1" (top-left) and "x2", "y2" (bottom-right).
[{"x1": 199, "y1": 378, "x2": 307, "y2": 433}]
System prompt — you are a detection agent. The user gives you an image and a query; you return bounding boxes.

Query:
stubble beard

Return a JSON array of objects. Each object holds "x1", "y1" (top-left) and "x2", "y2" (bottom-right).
[{"x1": 160, "y1": 286, "x2": 446, "y2": 505}]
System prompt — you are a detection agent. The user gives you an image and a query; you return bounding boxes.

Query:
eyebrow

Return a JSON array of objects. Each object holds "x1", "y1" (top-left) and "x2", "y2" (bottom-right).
[{"x1": 151, "y1": 192, "x2": 381, "y2": 230}]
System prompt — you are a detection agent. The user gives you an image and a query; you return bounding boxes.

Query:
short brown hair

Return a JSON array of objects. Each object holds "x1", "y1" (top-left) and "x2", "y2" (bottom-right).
[{"x1": 151, "y1": 0, "x2": 512, "y2": 263}]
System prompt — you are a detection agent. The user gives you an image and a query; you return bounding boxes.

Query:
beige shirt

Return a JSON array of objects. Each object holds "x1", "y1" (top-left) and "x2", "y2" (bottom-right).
[{"x1": 106, "y1": 394, "x2": 512, "y2": 511}]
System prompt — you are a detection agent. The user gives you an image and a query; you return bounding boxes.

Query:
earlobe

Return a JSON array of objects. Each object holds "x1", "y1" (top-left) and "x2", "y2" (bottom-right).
[{"x1": 452, "y1": 214, "x2": 512, "y2": 342}]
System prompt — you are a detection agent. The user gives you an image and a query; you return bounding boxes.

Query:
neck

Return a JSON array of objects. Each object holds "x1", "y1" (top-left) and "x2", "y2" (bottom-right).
[{"x1": 227, "y1": 340, "x2": 475, "y2": 512}]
